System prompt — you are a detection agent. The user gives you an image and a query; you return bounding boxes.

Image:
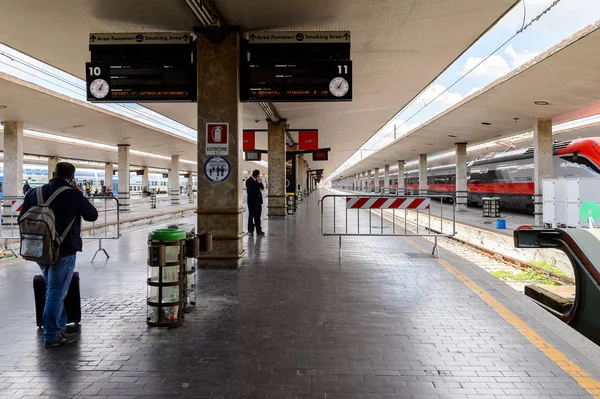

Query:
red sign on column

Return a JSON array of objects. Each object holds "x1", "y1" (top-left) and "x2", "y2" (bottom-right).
[
  {"x1": 206, "y1": 122, "x2": 229, "y2": 155},
  {"x1": 298, "y1": 130, "x2": 319, "y2": 151},
  {"x1": 243, "y1": 130, "x2": 255, "y2": 151}
]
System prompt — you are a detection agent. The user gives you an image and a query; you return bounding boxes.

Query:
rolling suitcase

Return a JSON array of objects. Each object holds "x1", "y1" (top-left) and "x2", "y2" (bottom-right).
[{"x1": 34, "y1": 271, "x2": 81, "y2": 328}]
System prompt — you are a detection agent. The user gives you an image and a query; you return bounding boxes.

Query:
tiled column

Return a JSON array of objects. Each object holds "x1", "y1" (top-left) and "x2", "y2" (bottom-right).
[
  {"x1": 2, "y1": 121, "x2": 23, "y2": 225},
  {"x1": 105, "y1": 162, "x2": 114, "y2": 194},
  {"x1": 419, "y1": 154, "x2": 428, "y2": 195},
  {"x1": 117, "y1": 144, "x2": 130, "y2": 212},
  {"x1": 384, "y1": 165, "x2": 390, "y2": 194},
  {"x1": 267, "y1": 121, "x2": 286, "y2": 217},
  {"x1": 48, "y1": 156, "x2": 60, "y2": 177},
  {"x1": 374, "y1": 168, "x2": 380, "y2": 193},
  {"x1": 455, "y1": 143, "x2": 468, "y2": 212},
  {"x1": 141, "y1": 166, "x2": 149, "y2": 192},
  {"x1": 197, "y1": 31, "x2": 244, "y2": 268},
  {"x1": 534, "y1": 118, "x2": 553, "y2": 227},
  {"x1": 169, "y1": 155, "x2": 180, "y2": 205},
  {"x1": 397, "y1": 160, "x2": 405, "y2": 195}
]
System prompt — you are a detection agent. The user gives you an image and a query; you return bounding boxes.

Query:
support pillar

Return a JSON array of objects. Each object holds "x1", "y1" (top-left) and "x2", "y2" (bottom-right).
[
  {"x1": 534, "y1": 118, "x2": 553, "y2": 227},
  {"x1": 419, "y1": 154, "x2": 428, "y2": 195},
  {"x1": 374, "y1": 168, "x2": 380, "y2": 193},
  {"x1": 187, "y1": 172, "x2": 193, "y2": 192},
  {"x1": 2, "y1": 121, "x2": 23, "y2": 225},
  {"x1": 105, "y1": 162, "x2": 114, "y2": 194},
  {"x1": 197, "y1": 31, "x2": 244, "y2": 268},
  {"x1": 455, "y1": 143, "x2": 468, "y2": 212},
  {"x1": 384, "y1": 165, "x2": 390, "y2": 194},
  {"x1": 141, "y1": 166, "x2": 149, "y2": 192},
  {"x1": 117, "y1": 145, "x2": 130, "y2": 212},
  {"x1": 397, "y1": 160, "x2": 405, "y2": 195},
  {"x1": 367, "y1": 169, "x2": 372, "y2": 192},
  {"x1": 48, "y1": 156, "x2": 60, "y2": 177},
  {"x1": 267, "y1": 121, "x2": 286, "y2": 217},
  {"x1": 169, "y1": 155, "x2": 181, "y2": 205}
]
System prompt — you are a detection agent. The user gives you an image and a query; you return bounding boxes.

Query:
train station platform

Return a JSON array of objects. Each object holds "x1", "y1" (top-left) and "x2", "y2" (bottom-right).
[{"x1": 1, "y1": 189, "x2": 600, "y2": 398}]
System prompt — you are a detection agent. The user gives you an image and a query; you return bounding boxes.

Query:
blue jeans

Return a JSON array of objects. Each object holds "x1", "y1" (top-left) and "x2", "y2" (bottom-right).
[{"x1": 38, "y1": 254, "x2": 77, "y2": 341}]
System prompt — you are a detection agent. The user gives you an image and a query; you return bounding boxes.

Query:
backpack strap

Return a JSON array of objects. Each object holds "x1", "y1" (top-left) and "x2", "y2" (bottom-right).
[
  {"x1": 59, "y1": 217, "x2": 76, "y2": 243},
  {"x1": 44, "y1": 186, "x2": 71, "y2": 206},
  {"x1": 35, "y1": 186, "x2": 44, "y2": 206}
]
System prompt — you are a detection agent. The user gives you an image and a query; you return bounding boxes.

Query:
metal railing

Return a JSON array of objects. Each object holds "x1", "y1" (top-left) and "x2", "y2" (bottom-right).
[
  {"x1": 0, "y1": 195, "x2": 120, "y2": 263},
  {"x1": 320, "y1": 194, "x2": 456, "y2": 258}
]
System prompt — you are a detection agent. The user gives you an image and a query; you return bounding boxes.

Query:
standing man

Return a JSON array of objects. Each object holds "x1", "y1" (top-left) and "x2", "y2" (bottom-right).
[
  {"x1": 19, "y1": 162, "x2": 98, "y2": 348},
  {"x1": 245, "y1": 169, "x2": 265, "y2": 236}
]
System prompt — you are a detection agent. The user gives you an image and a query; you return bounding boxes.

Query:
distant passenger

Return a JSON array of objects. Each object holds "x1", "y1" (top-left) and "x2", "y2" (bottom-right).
[
  {"x1": 19, "y1": 162, "x2": 98, "y2": 348},
  {"x1": 22, "y1": 182, "x2": 31, "y2": 196},
  {"x1": 245, "y1": 169, "x2": 265, "y2": 236}
]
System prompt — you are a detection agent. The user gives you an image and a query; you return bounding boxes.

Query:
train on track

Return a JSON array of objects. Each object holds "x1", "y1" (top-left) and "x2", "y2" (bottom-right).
[
  {"x1": 0, "y1": 165, "x2": 196, "y2": 198},
  {"x1": 386, "y1": 137, "x2": 600, "y2": 213}
]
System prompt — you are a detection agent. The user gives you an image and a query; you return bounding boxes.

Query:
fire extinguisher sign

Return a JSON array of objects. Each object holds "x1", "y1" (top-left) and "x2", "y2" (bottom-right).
[{"x1": 206, "y1": 122, "x2": 229, "y2": 155}]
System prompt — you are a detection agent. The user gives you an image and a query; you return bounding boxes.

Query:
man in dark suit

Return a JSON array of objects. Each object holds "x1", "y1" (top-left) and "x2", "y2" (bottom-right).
[{"x1": 245, "y1": 169, "x2": 265, "y2": 236}]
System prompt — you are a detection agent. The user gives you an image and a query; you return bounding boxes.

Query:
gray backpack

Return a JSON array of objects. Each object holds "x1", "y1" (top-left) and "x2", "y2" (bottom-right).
[{"x1": 19, "y1": 186, "x2": 75, "y2": 264}]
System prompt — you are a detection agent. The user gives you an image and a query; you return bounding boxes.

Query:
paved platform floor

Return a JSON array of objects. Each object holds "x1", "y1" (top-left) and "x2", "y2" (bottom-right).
[{"x1": 1, "y1": 189, "x2": 600, "y2": 398}]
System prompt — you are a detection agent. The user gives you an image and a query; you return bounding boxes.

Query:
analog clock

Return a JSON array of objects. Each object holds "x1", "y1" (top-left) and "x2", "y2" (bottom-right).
[
  {"x1": 90, "y1": 78, "x2": 110, "y2": 99},
  {"x1": 329, "y1": 77, "x2": 349, "y2": 97}
]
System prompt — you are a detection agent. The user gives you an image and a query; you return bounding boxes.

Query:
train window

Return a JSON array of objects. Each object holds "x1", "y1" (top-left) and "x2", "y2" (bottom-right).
[
  {"x1": 561, "y1": 155, "x2": 600, "y2": 175},
  {"x1": 486, "y1": 170, "x2": 499, "y2": 182}
]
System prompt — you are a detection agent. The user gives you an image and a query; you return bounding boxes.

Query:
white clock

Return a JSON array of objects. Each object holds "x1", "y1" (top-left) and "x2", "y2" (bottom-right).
[
  {"x1": 329, "y1": 77, "x2": 349, "y2": 97},
  {"x1": 90, "y1": 78, "x2": 109, "y2": 99}
]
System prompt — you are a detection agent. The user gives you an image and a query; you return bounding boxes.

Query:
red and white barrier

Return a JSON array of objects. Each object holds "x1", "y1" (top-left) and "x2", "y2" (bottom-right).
[{"x1": 346, "y1": 197, "x2": 430, "y2": 210}]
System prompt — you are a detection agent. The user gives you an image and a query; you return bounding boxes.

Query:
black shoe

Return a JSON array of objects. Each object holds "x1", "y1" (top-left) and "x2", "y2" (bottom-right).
[
  {"x1": 256, "y1": 231, "x2": 265, "y2": 236},
  {"x1": 44, "y1": 331, "x2": 79, "y2": 348},
  {"x1": 248, "y1": 231, "x2": 254, "y2": 236}
]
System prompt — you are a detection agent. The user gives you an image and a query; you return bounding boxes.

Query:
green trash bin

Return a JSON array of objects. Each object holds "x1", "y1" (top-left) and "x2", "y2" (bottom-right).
[{"x1": 147, "y1": 228, "x2": 186, "y2": 328}]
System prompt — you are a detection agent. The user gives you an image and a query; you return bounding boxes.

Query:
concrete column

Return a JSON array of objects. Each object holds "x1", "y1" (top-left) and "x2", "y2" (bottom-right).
[
  {"x1": 419, "y1": 154, "x2": 428, "y2": 195},
  {"x1": 397, "y1": 160, "x2": 405, "y2": 195},
  {"x1": 384, "y1": 165, "x2": 390, "y2": 194},
  {"x1": 48, "y1": 156, "x2": 60, "y2": 177},
  {"x1": 187, "y1": 172, "x2": 193, "y2": 192},
  {"x1": 374, "y1": 168, "x2": 380, "y2": 193},
  {"x1": 117, "y1": 145, "x2": 130, "y2": 212},
  {"x1": 455, "y1": 143, "x2": 468, "y2": 212},
  {"x1": 169, "y1": 155, "x2": 180, "y2": 205},
  {"x1": 105, "y1": 162, "x2": 114, "y2": 194},
  {"x1": 367, "y1": 170, "x2": 372, "y2": 192},
  {"x1": 534, "y1": 118, "x2": 553, "y2": 226},
  {"x1": 141, "y1": 166, "x2": 149, "y2": 192},
  {"x1": 296, "y1": 155, "x2": 302, "y2": 193},
  {"x1": 267, "y1": 121, "x2": 286, "y2": 216},
  {"x1": 2, "y1": 121, "x2": 24, "y2": 225},
  {"x1": 197, "y1": 31, "x2": 243, "y2": 268}
]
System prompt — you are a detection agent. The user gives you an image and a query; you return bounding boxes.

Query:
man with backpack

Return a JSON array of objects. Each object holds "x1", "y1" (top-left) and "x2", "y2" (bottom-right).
[{"x1": 19, "y1": 162, "x2": 98, "y2": 348}]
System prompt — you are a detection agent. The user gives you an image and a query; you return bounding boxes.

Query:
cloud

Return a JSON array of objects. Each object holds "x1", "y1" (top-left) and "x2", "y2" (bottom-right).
[
  {"x1": 460, "y1": 55, "x2": 511, "y2": 80},
  {"x1": 459, "y1": 46, "x2": 539, "y2": 80},
  {"x1": 505, "y1": 44, "x2": 538, "y2": 68},
  {"x1": 466, "y1": 87, "x2": 482, "y2": 97},
  {"x1": 419, "y1": 82, "x2": 463, "y2": 107}
]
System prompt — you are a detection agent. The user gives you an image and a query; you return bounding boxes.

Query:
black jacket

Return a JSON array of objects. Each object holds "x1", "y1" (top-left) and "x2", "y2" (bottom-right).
[
  {"x1": 245, "y1": 177, "x2": 264, "y2": 206},
  {"x1": 19, "y1": 179, "x2": 99, "y2": 256}
]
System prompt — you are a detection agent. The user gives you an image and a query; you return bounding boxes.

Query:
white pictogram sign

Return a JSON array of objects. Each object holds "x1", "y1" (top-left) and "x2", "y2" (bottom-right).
[{"x1": 204, "y1": 156, "x2": 230, "y2": 183}]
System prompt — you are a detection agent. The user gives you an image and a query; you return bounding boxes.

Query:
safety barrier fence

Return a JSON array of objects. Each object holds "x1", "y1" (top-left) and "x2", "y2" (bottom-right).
[
  {"x1": 320, "y1": 194, "x2": 456, "y2": 258},
  {"x1": 0, "y1": 196, "x2": 120, "y2": 263}
]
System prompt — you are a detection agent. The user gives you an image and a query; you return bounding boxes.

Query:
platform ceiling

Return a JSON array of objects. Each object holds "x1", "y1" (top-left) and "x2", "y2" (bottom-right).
[
  {"x1": 339, "y1": 23, "x2": 600, "y2": 180},
  {"x1": 0, "y1": 0, "x2": 517, "y2": 176}
]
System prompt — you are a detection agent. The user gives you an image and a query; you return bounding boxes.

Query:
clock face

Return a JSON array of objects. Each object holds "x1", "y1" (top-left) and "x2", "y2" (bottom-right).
[
  {"x1": 329, "y1": 77, "x2": 349, "y2": 97},
  {"x1": 90, "y1": 79, "x2": 109, "y2": 99}
]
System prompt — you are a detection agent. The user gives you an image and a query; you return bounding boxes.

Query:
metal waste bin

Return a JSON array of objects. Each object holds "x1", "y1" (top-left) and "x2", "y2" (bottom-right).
[
  {"x1": 147, "y1": 228, "x2": 186, "y2": 327},
  {"x1": 166, "y1": 224, "x2": 198, "y2": 313},
  {"x1": 150, "y1": 193, "x2": 157, "y2": 209},
  {"x1": 482, "y1": 197, "x2": 500, "y2": 218}
]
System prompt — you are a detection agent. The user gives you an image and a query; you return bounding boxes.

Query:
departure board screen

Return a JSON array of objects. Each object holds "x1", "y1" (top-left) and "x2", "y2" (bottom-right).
[
  {"x1": 241, "y1": 61, "x2": 352, "y2": 102},
  {"x1": 85, "y1": 62, "x2": 196, "y2": 102}
]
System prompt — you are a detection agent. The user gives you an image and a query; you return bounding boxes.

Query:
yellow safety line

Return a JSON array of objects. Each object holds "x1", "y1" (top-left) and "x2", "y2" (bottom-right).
[{"x1": 405, "y1": 237, "x2": 600, "y2": 397}]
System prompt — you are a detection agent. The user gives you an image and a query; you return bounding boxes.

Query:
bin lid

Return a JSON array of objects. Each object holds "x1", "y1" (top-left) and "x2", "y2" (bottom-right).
[
  {"x1": 166, "y1": 223, "x2": 195, "y2": 235},
  {"x1": 490, "y1": 197, "x2": 501, "y2": 200},
  {"x1": 148, "y1": 228, "x2": 186, "y2": 241}
]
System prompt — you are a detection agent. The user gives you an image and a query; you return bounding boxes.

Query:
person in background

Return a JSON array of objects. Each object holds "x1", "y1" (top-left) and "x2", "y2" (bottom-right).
[
  {"x1": 245, "y1": 170, "x2": 265, "y2": 236},
  {"x1": 22, "y1": 182, "x2": 32, "y2": 196},
  {"x1": 19, "y1": 162, "x2": 98, "y2": 348}
]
